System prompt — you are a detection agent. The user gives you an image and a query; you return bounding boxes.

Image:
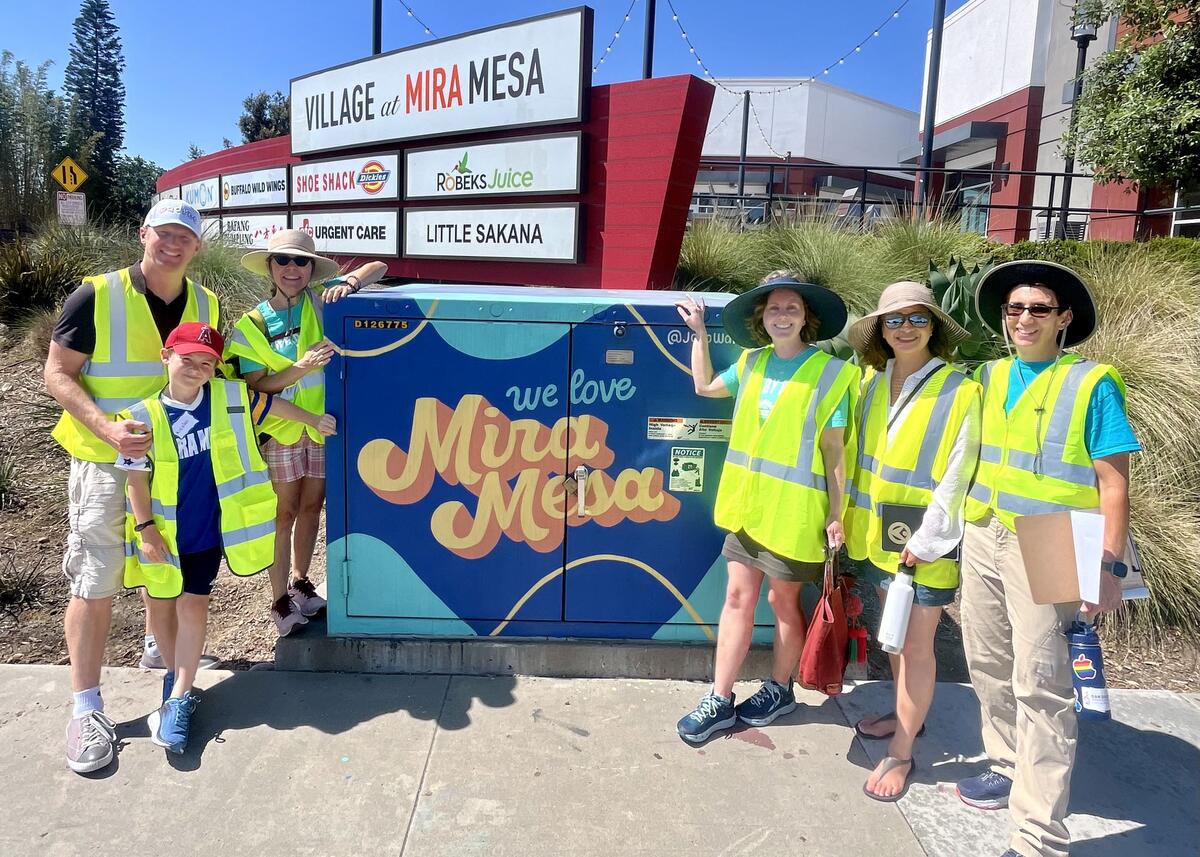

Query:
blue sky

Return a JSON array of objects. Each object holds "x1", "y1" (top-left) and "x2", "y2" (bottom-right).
[{"x1": 5, "y1": 0, "x2": 969, "y2": 168}]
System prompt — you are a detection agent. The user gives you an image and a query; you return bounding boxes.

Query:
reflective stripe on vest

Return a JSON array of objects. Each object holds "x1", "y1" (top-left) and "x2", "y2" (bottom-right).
[{"x1": 967, "y1": 356, "x2": 1120, "y2": 530}]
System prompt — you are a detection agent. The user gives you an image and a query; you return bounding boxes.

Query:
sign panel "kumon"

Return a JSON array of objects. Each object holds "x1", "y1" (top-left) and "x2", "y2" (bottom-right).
[{"x1": 289, "y1": 8, "x2": 590, "y2": 155}]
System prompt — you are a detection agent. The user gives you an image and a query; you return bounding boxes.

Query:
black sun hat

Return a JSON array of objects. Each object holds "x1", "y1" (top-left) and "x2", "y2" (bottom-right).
[
  {"x1": 721, "y1": 277, "x2": 849, "y2": 348},
  {"x1": 975, "y1": 260, "x2": 1098, "y2": 347}
]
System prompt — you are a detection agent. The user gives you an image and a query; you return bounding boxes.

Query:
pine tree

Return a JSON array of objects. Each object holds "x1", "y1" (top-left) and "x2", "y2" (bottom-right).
[{"x1": 63, "y1": 0, "x2": 126, "y2": 218}]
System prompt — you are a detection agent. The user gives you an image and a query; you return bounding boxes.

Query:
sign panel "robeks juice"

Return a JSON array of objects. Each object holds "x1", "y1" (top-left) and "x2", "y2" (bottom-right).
[{"x1": 290, "y1": 7, "x2": 590, "y2": 155}]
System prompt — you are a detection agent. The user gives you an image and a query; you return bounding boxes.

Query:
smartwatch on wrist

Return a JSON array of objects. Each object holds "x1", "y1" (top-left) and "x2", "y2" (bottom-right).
[
  {"x1": 1101, "y1": 559, "x2": 1129, "y2": 578},
  {"x1": 134, "y1": 520, "x2": 155, "y2": 532}
]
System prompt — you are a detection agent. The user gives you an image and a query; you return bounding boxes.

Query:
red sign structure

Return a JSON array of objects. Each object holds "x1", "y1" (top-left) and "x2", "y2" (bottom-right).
[{"x1": 157, "y1": 74, "x2": 713, "y2": 290}]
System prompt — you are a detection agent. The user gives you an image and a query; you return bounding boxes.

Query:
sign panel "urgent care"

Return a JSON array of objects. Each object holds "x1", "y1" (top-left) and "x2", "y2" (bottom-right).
[{"x1": 290, "y1": 7, "x2": 590, "y2": 155}]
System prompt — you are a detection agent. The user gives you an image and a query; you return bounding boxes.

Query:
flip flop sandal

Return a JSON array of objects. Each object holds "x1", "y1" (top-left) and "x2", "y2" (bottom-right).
[
  {"x1": 854, "y1": 711, "x2": 926, "y2": 740},
  {"x1": 863, "y1": 756, "x2": 917, "y2": 803}
]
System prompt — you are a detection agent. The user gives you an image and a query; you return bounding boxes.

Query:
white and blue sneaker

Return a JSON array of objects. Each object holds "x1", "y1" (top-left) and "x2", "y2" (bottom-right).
[
  {"x1": 735, "y1": 679, "x2": 797, "y2": 726},
  {"x1": 149, "y1": 691, "x2": 199, "y2": 755},
  {"x1": 677, "y1": 690, "x2": 737, "y2": 743},
  {"x1": 161, "y1": 671, "x2": 175, "y2": 703}
]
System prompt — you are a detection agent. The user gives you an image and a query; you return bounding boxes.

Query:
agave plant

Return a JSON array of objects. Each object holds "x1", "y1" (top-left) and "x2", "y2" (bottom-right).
[{"x1": 927, "y1": 256, "x2": 1002, "y2": 364}]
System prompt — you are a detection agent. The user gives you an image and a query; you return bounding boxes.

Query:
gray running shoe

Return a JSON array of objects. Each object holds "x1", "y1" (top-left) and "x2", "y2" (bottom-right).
[
  {"x1": 139, "y1": 649, "x2": 221, "y2": 670},
  {"x1": 65, "y1": 710, "x2": 117, "y2": 774}
]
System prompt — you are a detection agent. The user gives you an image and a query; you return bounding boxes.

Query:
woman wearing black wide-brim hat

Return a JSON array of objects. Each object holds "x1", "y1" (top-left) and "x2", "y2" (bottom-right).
[
  {"x1": 955, "y1": 260, "x2": 1142, "y2": 857},
  {"x1": 672, "y1": 271, "x2": 860, "y2": 743}
]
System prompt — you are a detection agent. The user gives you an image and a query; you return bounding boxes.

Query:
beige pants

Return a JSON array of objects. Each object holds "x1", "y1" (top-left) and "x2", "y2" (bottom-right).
[{"x1": 961, "y1": 514, "x2": 1079, "y2": 857}]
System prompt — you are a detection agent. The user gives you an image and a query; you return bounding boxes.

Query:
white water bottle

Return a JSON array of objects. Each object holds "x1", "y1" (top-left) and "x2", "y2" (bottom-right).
[{"x1": 878, "y1": 567, "x2": 916, "y2": 655}]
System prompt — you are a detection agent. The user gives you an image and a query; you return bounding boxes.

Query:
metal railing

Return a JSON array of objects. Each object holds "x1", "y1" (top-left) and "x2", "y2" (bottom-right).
[{"x1": 689, "y1": 159, "x2": 1150, "y2": 238}]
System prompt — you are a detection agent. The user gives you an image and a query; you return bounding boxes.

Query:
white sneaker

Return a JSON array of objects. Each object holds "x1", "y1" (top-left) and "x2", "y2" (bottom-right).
[
  {"x1": 288, "y1": 578, "x2": 327, "y2": 617},
  {"x1": 272, "y1": 596, "x2": 309, "y2": 636}
]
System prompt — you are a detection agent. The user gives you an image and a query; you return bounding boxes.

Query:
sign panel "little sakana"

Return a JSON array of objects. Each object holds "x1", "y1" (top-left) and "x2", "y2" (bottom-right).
[{"x1": 290, "y1": 8, "x2": 590, "y2": 154}]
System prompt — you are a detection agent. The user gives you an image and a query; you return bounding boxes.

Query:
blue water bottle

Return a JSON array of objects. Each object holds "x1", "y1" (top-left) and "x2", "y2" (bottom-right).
[{"x1": 1064, "y1": 616, "x2": 1111, "y2": 721}]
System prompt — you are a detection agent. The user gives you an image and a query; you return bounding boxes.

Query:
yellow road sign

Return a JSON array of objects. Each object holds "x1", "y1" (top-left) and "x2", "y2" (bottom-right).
[{"x1": 52, "y1": 157, "x2": 88, "y2": 193}]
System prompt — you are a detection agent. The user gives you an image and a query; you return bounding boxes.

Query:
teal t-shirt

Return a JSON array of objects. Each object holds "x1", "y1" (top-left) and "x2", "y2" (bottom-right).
[
  {"x1": 1004, "y1": 359, "x2": 1141, "y2": 459},
  {"x1": 718, "y1": 347, "x2": 849, "y2": 426},
  {"x1": 239, "y1": 280, "x2": 342, "y2": 374}
]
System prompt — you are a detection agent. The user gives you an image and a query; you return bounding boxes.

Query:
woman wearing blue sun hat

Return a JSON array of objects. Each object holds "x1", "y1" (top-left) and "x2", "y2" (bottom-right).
[{"x1": 673, "y1": 270, "x2": 859, "y2": 743}]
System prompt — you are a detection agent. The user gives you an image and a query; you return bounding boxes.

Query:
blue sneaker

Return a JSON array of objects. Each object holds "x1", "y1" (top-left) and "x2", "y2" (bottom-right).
[
  {"x1": 677, "y1": 691, "x2": 737, "y2": 743},
  {"x1": 149, "y1": 691, "x2": 199, "y2": 755},
  {"x1": 162, "y1": 672, "x2": 175, "y2": 703},
  {"x1": 956, "y1": 769, "x2": 1013, "y2": 810},
  {"x1": 735, "y1": 679, "x2": 797, "y2": 726}
]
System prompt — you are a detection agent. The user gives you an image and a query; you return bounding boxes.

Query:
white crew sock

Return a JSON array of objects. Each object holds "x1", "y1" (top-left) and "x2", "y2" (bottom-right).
[{"x1": 72, "y1": 687, "x2": 103, "y2": 718}]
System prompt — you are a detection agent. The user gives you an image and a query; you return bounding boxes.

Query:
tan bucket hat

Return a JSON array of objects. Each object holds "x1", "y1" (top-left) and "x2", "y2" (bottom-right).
[
  {"x1": 848, "y1": 281, "x2": 969, "y2": 355},
  {"x1": 241, "y1": 229, "x2": 340, "y2": 282}
]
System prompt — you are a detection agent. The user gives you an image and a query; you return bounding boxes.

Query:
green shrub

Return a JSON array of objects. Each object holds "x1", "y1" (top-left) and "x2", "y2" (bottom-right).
[
  {"x1": 871, "y1": 214, "x2": 993, "y2": 283},
  {"x1": 748, "y1": 219, "x2": 882, "y2": 312},
  {"x1": 0, "y1": 241, "x2": 84, "y2": 325},
  {"x1": 675, "y1": 218, "x2": 757, "y2": 293}
]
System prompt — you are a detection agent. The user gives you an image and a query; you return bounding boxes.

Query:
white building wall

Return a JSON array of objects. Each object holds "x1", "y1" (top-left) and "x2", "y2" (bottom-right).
[
  {"x1": 920, "y1": 0, "x2": 1050, "y2": 127},
  {"x1": 702, "y1": 79, "x2": 917, "y2": 166}
]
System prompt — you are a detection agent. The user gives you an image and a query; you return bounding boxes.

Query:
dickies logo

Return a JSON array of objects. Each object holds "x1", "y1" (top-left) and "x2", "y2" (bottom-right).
[{"x1": 357, "y1": 161, "x2": 390, "y2": 194}]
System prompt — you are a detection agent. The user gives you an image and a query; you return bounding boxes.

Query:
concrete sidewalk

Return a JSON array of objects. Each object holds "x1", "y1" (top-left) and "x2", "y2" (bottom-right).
[{"x1": 1, "y1": 665, "x2": 1196, "y2": 857}]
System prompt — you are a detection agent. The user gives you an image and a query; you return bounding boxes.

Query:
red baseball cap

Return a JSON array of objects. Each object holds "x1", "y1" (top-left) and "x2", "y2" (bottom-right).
[{"x1": 164, "y1": 322, "x2": 224, "y2": 359}]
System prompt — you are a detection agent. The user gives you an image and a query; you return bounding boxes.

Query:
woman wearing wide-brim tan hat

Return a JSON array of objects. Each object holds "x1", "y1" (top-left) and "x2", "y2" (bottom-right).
[
  {"x1": 843, "y1": 281, "x2": 982, "y2": 804},
  {"x1": 228, "y1": 229, "x2": 386, "y2": 637}
]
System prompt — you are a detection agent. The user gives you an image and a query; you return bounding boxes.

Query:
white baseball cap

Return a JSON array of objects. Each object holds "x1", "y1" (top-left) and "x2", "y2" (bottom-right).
[{"x1": 143, "y1": 198, "x2": 202, "y2": 240}]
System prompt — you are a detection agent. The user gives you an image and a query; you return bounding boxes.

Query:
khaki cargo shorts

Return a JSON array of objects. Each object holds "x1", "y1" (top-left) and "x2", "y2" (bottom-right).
[{"x1": 62, "y1": 458, "x2": 127, "y2": 600}]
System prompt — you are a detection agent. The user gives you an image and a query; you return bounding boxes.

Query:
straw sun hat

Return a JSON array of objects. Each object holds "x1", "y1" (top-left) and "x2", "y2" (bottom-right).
[
  {"x1": 848, "y1": 281, "x2": 969, "y2": 354},
  {"x1": 240, "y1": 229, "x2": 340, "y2": 283}
]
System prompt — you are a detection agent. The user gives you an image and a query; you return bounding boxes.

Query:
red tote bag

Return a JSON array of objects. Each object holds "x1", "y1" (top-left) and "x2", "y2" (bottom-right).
[{"x1": 797, "y1": 548, "x2": 852, "y2": 696}]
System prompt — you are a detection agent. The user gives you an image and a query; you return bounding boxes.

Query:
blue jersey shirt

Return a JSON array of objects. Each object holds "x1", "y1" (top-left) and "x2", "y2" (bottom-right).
[
  {"x1": 160, "y1": 388, "x2": 220, "y2": 553},
  {"x1": 1004, "y1": 359, "x2": 1141, "y2": 459},
  {"x1": 718, "y1": 346, "x2": 850, "y2": 427}
]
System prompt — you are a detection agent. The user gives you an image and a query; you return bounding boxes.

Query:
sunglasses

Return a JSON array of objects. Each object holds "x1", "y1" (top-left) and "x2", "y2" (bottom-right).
[
  {"x1": 1002, "y1": 302, "x2": 1061, "y2": 318},
  {"x1": 882, "y1": 312, "x2": 931, "y2": 329},
  {"x1": 270, "y1": 254, "x2": 312, "y2": 268}
]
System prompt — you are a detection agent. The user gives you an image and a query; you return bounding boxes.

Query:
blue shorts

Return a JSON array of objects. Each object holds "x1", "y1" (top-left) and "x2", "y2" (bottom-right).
[
  {"x1": 179, "y1": 546, "x2": 222, "y2": 597},
  {"x1": 856, "y1": 561, "x2": 957, "y2": 608}
]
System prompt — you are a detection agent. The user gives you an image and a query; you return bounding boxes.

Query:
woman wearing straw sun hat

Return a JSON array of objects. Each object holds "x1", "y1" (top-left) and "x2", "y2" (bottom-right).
[
  {"x1": 228, "y1": 230, "x2": 385, "y2": 636},
  {"x1": 842, "y1": 281, "x2": 982, "y2": 803},
  {"x1": 954, "y1": 260, "x2": 1139, "y2": 857},
  {"x1": 673, "y1": 271, "x2": 860, "y2": 743}
]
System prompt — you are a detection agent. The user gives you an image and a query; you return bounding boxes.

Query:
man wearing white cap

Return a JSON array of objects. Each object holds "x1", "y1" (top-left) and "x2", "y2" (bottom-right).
[{"x1": 44, "y1": 199, "x2": 221, "y2": 774}]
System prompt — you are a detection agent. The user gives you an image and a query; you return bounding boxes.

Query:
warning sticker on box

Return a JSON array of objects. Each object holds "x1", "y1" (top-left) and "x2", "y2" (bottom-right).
[
  {"x1": 669, "y1": 447, "x2": 705, "y2": 493},
  {"x1": 647, "y1": 416, "x2": 732, "y2": 442}
]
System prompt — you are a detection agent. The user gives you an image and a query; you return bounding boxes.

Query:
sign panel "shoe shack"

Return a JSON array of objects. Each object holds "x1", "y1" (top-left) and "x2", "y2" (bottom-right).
[{"x1": 290, "y1": 8, "x2": 590, "y2": 155}]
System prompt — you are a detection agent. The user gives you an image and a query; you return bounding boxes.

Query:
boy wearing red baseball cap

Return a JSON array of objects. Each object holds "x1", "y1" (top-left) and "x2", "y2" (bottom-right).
[{"x1": 117, "y1": 322, "x2": 335, "y2": 754}]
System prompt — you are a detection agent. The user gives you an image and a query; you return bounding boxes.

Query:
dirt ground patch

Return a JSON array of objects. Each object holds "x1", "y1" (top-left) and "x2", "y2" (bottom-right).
[{"x1": 1, "y1": 341, "x2": 1197, "y2": 692}]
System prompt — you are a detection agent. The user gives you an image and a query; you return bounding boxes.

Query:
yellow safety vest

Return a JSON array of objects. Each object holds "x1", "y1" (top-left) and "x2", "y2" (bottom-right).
[
  {"x1": 122, "y1": 379, "x2": 276, "y2": 598},
  {"x1": 845, "y1": 363, "x2": 981, "y2": 589},
  {"x1": 714, "y1": 347, "x2": 860, "y2": 563},
  {"x1": 965, "y1": 355, "x2": 1124, "y2": 532},
  {"x1": 225, "y1": 288, "x2": 325, "y2": 444},
  {"x1": 52, "y1": 268, "x2": 220, "y2": 463}
]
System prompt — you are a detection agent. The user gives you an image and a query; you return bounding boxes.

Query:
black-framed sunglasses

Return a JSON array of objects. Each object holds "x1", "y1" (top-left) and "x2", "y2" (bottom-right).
[
  {"x1": 271, "y1": 254, "x2": 312, "y2": 268},
  {"x1": 1002, "y1": 302, "x2": 1061, "y2": 318},
  {"x1": 882, "y1": 312, "x2": 931, "y2": 329}
]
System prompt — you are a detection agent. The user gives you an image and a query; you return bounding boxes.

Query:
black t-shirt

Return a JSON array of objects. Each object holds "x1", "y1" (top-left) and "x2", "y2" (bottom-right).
[{"x1": 51, "y1": 265, "x2": 191, "y2": 355}]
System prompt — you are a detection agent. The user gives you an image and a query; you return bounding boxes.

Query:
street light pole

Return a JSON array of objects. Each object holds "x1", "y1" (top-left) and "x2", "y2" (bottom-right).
[
  {"x1": 1057, "y1": 22, "x2": 1097, "y2": 238},
  {"x1": 642, "y1": 0, "x2": 656, "y2": 79},
  {"x1": 372, "y1": 0, "x2": 383, "y2": 55},
  {"x1": 918, "y1": 0, "x2": 948, "y2": 213}
]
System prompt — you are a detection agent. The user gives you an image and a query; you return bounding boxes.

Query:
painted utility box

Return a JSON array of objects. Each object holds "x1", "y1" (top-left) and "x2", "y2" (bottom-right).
[{"x1": 325, "y1": 286, "x2": 776, "y2": 641}]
